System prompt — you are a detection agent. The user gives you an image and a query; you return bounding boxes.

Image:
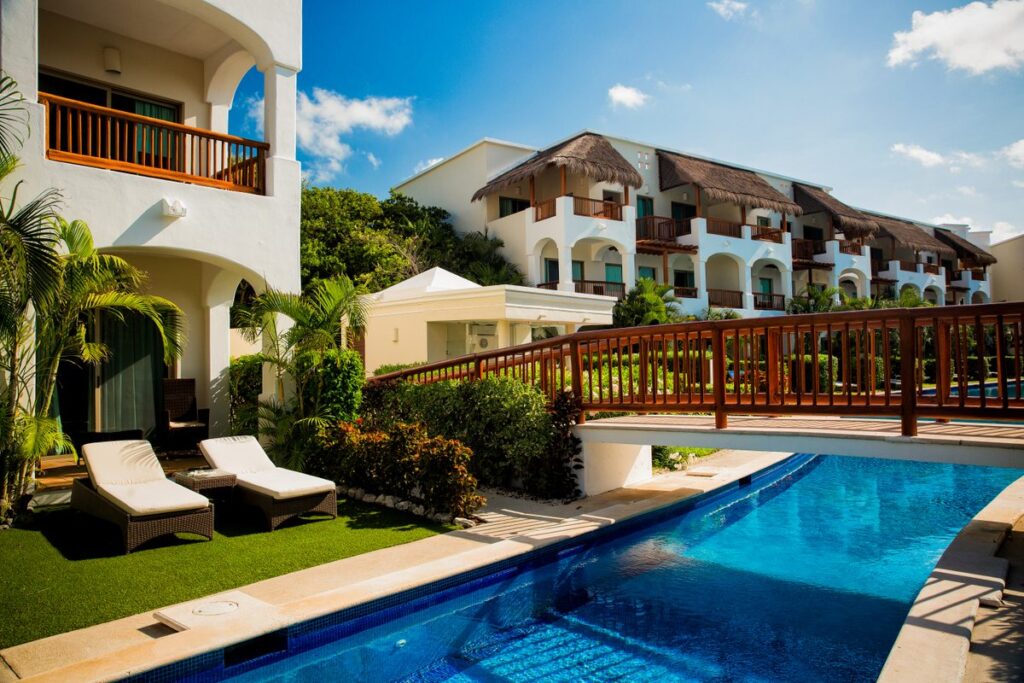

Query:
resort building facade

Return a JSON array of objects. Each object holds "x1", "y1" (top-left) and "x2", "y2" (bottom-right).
[
  {"x1": 395, "y1": 131, "x2": 995, "y2": 316},
  {"x1": 0, "y1": 0, "x2": 301, "y2": 437}
]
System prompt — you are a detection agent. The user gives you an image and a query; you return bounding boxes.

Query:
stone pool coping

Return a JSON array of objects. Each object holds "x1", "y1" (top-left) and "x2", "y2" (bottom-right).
[
  {"x1": 0, "y1": 450, "x2": 792, "y2": 683},
  {"x1": 879, "y1": 474, "x2": 1024, "y2": 683}
]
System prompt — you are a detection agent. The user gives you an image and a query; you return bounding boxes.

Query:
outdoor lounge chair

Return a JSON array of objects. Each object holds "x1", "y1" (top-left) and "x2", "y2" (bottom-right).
[
  {"x1": 199, "y1": 436, "x2": 337, "y2": 530},
  {"x1": 159, "y1": 378, "x2": 209, "y2": 451},
  {"x1": 72, "y1": 440, "x2": 213, "y2": 553}
]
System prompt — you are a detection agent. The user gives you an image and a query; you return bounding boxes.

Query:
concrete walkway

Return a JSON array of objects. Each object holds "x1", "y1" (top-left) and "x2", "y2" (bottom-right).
[{"x1": 0, "y1": 449, "x2": 789, "y2": 683}]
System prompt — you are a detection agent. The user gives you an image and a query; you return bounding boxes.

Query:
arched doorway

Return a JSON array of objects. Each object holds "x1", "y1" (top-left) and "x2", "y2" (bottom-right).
[{"x1": 705, "y1": 253, "x2": 744, "y2": 308}]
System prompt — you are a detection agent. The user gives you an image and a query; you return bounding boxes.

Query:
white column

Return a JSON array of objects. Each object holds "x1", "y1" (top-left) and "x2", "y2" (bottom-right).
[
  {"x1": 623, "y1": 251, "x2": 637, "y2": 290},
  {"x1": 209, "y1": 102, "x2": 231, "y2": 134},
  {"x1": 782, "y1": 269, "x2": 794, "y2": 299},
  {"x1": 0, "y1": 0, "x2": 38, "y2": 99},
  {"x1": 263, "y1": 65, "x2": 298, "y2": 160},
  {"x1": 741, "y1": 262, "x2": 754, "y2": 310},
  {"x1": 204, "y1": 298, "x2": 233, "y2": 438},
  {"x1": 557, "y1": 245, "x2": 574, "y2": 292},
  {"x1": 696, "y1": 258, "x2": 707, "y2": 299},
  {"x1": 828, "y1": 268, "x2": 840, "y2": 304},
  {"x1": 527, "y1": 250, "x2": 542, "y2": 286}
]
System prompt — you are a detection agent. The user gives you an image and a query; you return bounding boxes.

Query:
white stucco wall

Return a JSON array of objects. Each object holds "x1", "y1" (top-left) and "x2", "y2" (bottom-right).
[{"x1": 990, "y1": 235, "x2": 1023, "y2": 303}]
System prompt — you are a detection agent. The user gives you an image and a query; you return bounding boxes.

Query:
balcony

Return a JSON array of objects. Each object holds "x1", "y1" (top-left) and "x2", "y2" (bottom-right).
[
  {"x1": 673, "y1": 286, "x2": 698, "y2": 299},
  {"x1": 40, "y1": 93, "x2": 268, "y2": 194},
  {"x1": 636, "y1": 215, "x2": 691, "y2": 242},
  {"x1": 537, "y1": 280, "x2": 625, "y2": 299},
  {"x1": 838, "y1": 240, "x2": 862, "y2": 256},
  {"x1": 972, "y1": 270, "x2": 986, "y2": 281},
  {"x1": 573, "y1": 196, "x2": 622, "y2": 221},
  {"x1": 708, "y1": 288, "x2": 744, "y2": 308},
  {"x1": 753, "y1": 292, "x2": 786, "y2": 311},
  {"x1": 792, "y1": 238, "x2": 827, "y2": 260},
  {"x1": 751, "y1": 225, "x2": 784, "y2": 243},
  {"x1": 706, "y1": 218, "x2": 743, "y2": 238}
]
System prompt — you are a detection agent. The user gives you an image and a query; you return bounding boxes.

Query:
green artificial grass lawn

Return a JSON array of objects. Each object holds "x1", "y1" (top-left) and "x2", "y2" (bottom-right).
[{"x1": 0, "y1": 498, "x2": 448, "y2": 650}]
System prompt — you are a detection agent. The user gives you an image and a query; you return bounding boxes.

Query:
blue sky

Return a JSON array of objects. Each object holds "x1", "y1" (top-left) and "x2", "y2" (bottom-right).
[{"x1": 232, "y1": 0, "x2": 1024, "y2": 242}]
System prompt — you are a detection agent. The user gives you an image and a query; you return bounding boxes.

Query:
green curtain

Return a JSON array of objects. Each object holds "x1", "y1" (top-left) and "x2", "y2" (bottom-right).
[
  {"x1": 134, "y1": 100, "x2": 177, "y2": 166},
  {"x1": 99, "y1": 314, "x2": 164, "y2": 435}
]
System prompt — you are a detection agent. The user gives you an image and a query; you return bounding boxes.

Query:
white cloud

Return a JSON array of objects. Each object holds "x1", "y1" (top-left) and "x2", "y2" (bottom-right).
[
  {"x1": 993, "y1": 221, "x2": 1021, "y2": 241},
  {"x1": 296, "y1": 88, "x2": 413, "y2": 183},
  {"x1": 413, "y1": 157, "x2": 444, "y2": 174},
  {"x1": 707, "y1": 0, "x2": 749, "y2": 20},
  {"x1": 1012, "y1": 179, "x2": 1024, "y2": 188},
  {"x1": 891, "y1": 143, "x2": 946, "y2": 167},
  {"x1": 932, "y1": 213, "x2": 974, "y2": 225},
  {"x1": 607, "y1": 84, "x2": 649, "y2": 109},
  {"x1": 244, "y1": 89, "x2": 413, "y2": 183},
  {"x1": 654, "y1": 79, "x2": 693, "y2": 94},
  {"x1": 956, "y1": 185, "x2": 980, "y2": 197},
  {"x1": 1001, "y1": 139, "x2": 1024, "y2": 168},
  {"x1": 887, "y1": 0, "x2": 1024, "y2": 75}
]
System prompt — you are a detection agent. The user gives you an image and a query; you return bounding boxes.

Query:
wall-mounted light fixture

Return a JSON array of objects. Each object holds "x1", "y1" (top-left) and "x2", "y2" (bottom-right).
[
  {"x1": 103, "y1": 47, "x2": 122, "y2": 75},
  {"x1": 392, "y1": 328, "x2": 399, "y2": 342},
  {"x1": 161, "y1": 198, "x2": 187, "y2": 218}
]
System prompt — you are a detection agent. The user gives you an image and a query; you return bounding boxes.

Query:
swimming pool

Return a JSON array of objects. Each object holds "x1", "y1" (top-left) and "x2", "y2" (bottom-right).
[{"x1": 196, "y1": 455, "x2": 1019, "y2": 682}]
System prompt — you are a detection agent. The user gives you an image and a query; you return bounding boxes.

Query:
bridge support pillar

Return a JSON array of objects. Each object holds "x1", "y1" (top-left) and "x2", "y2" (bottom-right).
[{"x1": 577, "y1": 440, "x2": 652, "y2": 497}]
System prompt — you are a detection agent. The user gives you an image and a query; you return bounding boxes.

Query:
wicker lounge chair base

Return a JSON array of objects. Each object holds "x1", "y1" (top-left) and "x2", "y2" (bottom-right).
[
  {"x1": 236, "y1": 486, "x2": 337, "y2": 531},
  {"x1": 71, "y1": 478, "x2": 214, "y2": 553}
]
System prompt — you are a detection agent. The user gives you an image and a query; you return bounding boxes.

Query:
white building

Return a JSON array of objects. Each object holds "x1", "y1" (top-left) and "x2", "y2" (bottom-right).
[
  {"x1": 394, "y1": 131, "x2": 996, "y2": 316},
  {"x1": 0, "y1": 0, "x2": 301, "y2": 438},
  {"x1": 363, "y1": 267, "x2": 614, "y2": 374}
]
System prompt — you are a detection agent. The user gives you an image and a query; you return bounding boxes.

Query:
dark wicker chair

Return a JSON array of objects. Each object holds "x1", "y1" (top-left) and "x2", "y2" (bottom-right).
[{"x1": 160, "y1": 378, "x2": 209, "y2": 451}]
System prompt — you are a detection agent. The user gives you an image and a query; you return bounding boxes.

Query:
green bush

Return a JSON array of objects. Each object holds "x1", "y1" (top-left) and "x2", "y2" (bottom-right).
[
  {"x1": 228, "y1": 355, "x2": 262, "y2": 436},
  {"x1": 532, "y1": 391, "x2": 582, "y2": 501},
  {"x1": 784, "y1": 354, "x2": 839, "y2": 393},
  {"x1": 318, "y1": 349, "x2": 364, "y2": 420},
  {"x1": 311, "y1": 420, "x2": 482, "y2": 517},
  {"x1": 373, "y1": 361, "x2": 424, "y2": 376}
]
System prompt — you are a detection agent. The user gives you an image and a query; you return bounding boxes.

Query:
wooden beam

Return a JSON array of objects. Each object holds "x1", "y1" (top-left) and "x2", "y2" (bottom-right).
[
  {"x1": 694, "y1": 184, "x2": 702, "y2": 217},
  {"x1": 740, "y1": 205, "x2": 747, "y2": 226},
  {"x1": 781, "y1": 213, "x2": 787, "y2": 232},
  {"x1": 529, "y1": 176, "x2": 535, "y2": 207},
  {"x1": 560, "y1": 166, "x2": 566, "y2": 196},
  {"x1": 663, "y1": 250, "x2": 669, "y2": 285},
  {"x1": 624, "y1": 184, "x2": 630, "y2": 206}
]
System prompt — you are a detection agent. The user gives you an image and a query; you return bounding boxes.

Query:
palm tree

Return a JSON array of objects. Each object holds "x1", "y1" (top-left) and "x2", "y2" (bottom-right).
[
  {"x1": 239, "y1": 276, "x2": 367, "y2": 467},
  {"x1": 0, "y1": 73, "x2": 64, "y2": 512},
  {"x1": 33, "y1": 218, "x2": 185, "y2": 420},
  {"x1": 613, "y1": 278, "x2": 683, "y2": 327}
]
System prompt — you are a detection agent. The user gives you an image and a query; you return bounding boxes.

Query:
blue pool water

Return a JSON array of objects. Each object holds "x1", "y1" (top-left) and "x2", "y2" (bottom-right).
[{"x1": 225, "y1": 455, "x2": 1020, "y2": 683}]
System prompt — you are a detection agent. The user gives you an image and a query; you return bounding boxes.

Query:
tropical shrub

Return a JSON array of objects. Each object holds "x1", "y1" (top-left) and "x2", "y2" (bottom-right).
[
  {"x1": 229, "y1": 355, "x2": 262, "y2": 436},
  {"x1": 306, "y1": 348, "x2": 363, "y2": 421},
  {"x1": 311, "y1": 420, "x2": 482, "y2": 517},
  {"x1": 532, "y1": 391, "x2": 583, "y2": 501},
  {"x1": 373, "y1": 361, "x2": 425, "y2": 376},
  {"x1": 613, "y1": 279, "x2": 683, "y2": 327}
]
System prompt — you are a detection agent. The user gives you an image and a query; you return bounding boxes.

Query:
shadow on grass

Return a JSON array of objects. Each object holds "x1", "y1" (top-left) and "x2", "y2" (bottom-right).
[{"x1": 29, "y1": 498, "x2": 446, "y2": 560}]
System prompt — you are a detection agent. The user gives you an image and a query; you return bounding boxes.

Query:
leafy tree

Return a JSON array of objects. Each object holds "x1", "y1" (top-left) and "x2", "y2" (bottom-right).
[{"x1": 613, "y1": 278, "x2": 683, "y2": 327}]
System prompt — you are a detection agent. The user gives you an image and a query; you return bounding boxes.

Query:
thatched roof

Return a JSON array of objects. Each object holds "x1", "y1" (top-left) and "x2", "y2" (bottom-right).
[
  {"x1": 933, "y1": 228, "x2": 997, "y2": 267},
  {"x1": 792, "y1": 183, "x2": 878, "y2": 239},
  {"x1": 471, "y1": 133, "x2": 642, "y2": 201},
  {"x1": 865, "y1": 212, "x2": 956, "y2": 257},
  {"x1": 657, "y1": 150, "x2": 802, "y2": 215}
]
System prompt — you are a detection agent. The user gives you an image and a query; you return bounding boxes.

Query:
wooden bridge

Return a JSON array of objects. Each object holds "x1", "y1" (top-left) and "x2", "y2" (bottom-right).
[
  {"x1": 374, "y1": 302, "x2": 1024, "y2": 491},
  {"x1": 375, "y1": 302, "x2": 1024, "y2": 433}
]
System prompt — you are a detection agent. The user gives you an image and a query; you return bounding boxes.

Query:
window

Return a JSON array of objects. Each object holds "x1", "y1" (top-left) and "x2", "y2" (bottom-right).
[
  {"x1": 605, "y1": 264, "x2": 623, "y2": 283},
  {"x1": 544, "y1": 259, "x2": 584, "y2": 282},
  {"x1": 638, "y1": 266, "x2": 657, "y2": 281},
  {"x1": 803, "y1": 225, "x2": 824, "y2": 241},
  {"x1": 759, "y1": 278, "x2": 774, "y2": 294},
  {"x1": 756, "y1": 216, "x2": 771, "y2": 227},
  {"x1": 674, "y1": 270, "x2": 695, "y2": 288},
  {"x1": 602, "y1": 190, "x2": 622, "y2": 204},
  {"x1": 871, "y1": 247, "x2": 884, "y2": 262},
  {"x1": 498, "y1": 197, "x2": 530, "y2": 218},
  {"x1": 637, "y1": 196, "x2": 654, "y2": 218},
  {"x1": 671, "y1": 202, "x2": 696, "y2": 220}
]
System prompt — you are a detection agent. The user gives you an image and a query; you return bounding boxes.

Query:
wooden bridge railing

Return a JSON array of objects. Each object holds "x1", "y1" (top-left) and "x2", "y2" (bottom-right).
[
  {"x1": 40, "y1": 93, "x2": 268, "y2": 194},
  {"x1": 372, "y1": 303, "x2": 1024, "y2": 436}
]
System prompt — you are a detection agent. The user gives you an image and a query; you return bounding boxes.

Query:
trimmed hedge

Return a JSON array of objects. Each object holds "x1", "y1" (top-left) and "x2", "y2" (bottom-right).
[{"x1": 228, "y1": 355, "x2": 262, "y2": 436}]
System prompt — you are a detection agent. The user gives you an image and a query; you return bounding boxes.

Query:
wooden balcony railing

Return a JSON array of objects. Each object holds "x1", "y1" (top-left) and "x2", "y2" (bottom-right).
[
  {"x1": 536, "y1": 281, "x2": 558, "y2": 290},
  {"x1": 792, "y1": 238, "x2": 827, "y2": 260},
  {"x1": 753, "y1": 292, "x2": 786, "y2": 311},
  {"x1": 636, "y1": 215, "x2": 690, "y2": 242},
  {"x1": 972, "y1": 270, "x2": 986, "y2": 281},
  {"x1": 674, "y1": 286, "x2": 698, "y2": 299},
  {"x1": 574, "y1": 280, "x2": 626, "y2": 299},
  {"x1": 534, "y1": 198, "x2": 557, "y2": 222},
  {"x1": 373, "y1": 302, "x2": 1024, "y2": 436},
  {"x1": 838, "y1": 240, "x2": 862, "y2": 256},
  {"x1": 752, "y1": 225, "x2": 784, "y2": 243},
  {"x1": 899, "y1": 260, "x2": 919, "y2": 272},
  {"x1": 573, "y1": 197, "x2": 622, "y2": 221},
  {"x1": 922, "y1": 263, "x2": 941, "y2": 275},
  {"x1": 40, "y1": 92, "x2": 268, "y2": 194},
  {"x1": 706, "y1": 218, "x2": 743, "y2": 238},
  {"x1": 707, "y1": 288, "x2": 744, "y2": 308}
]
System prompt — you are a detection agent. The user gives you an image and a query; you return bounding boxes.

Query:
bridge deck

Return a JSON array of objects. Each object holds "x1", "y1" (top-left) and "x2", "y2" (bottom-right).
[{"x1": 578, "y1": 415, "x2": 1024, "y2": 468}]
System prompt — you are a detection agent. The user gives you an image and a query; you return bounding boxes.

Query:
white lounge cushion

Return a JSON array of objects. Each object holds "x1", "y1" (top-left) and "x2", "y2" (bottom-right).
[
  {"x1": 200, "y1": 436, "x2": 276, "y2": 474},
  {"x1": 100, "y1": 479, "x2": 210, "y2": 516},
  {"x1": 81, "y1": 440, "x2": 209, "y2": 516},
  {"x1": 236, "y1": 468, "x2": 335, "y2": 501}
]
